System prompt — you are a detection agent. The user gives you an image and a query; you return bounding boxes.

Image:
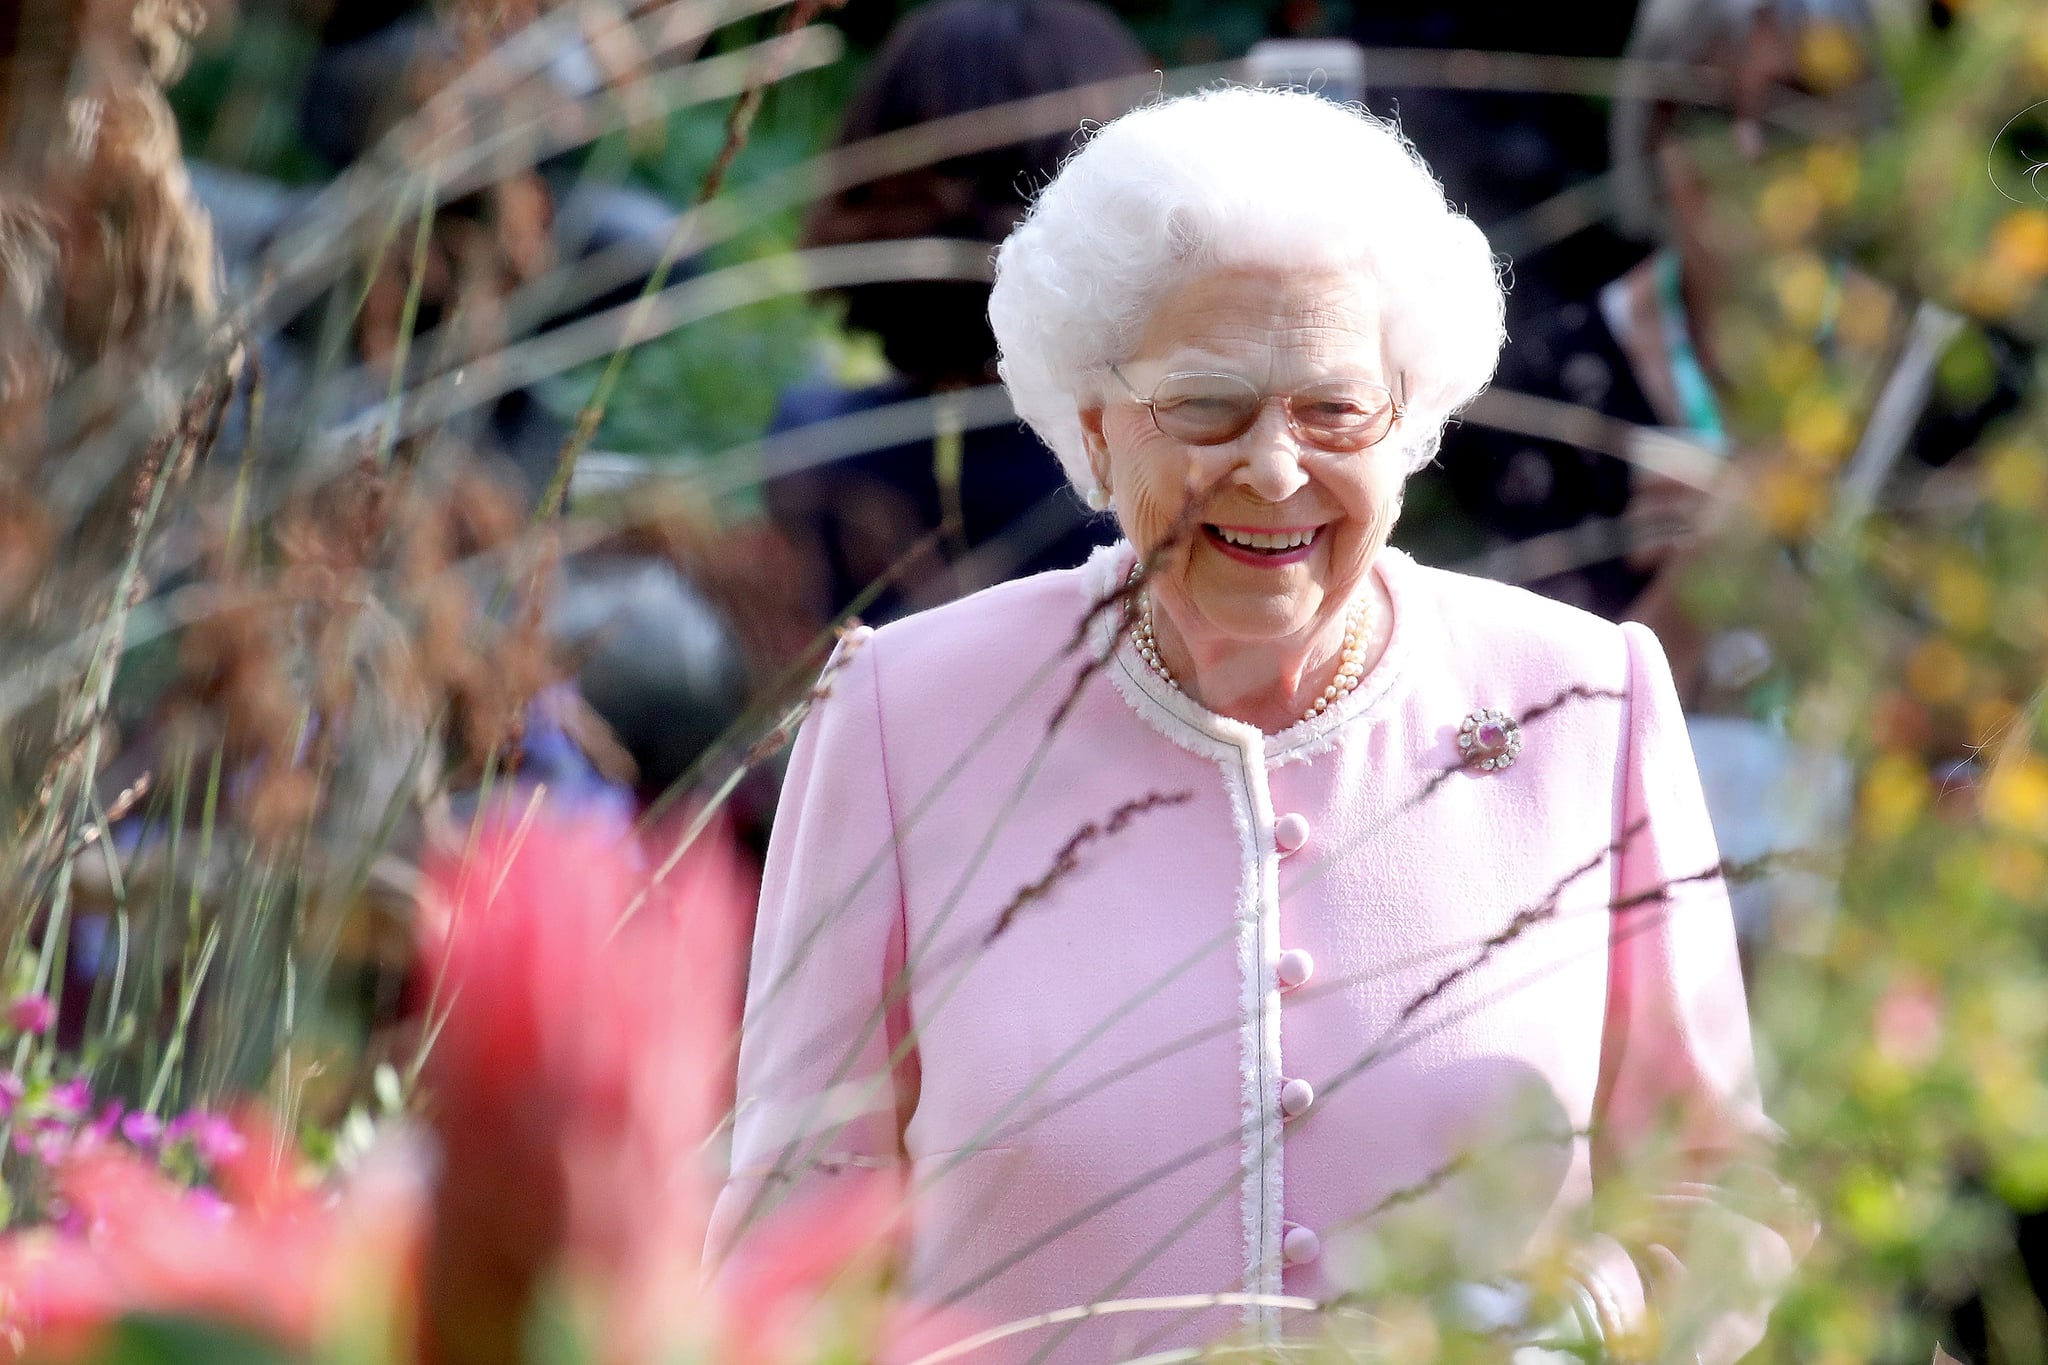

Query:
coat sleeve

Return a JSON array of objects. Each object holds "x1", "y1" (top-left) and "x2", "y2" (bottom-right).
[
  {"x1": 706, "y1": 625, "x2": 920, "y2": 1266},
  {"x1": 1576, "y1": 621, "x2": 1808, "y2": 1363}
]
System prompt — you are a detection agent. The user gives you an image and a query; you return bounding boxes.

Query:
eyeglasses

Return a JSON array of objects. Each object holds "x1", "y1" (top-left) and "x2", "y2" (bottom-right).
[{"x1": 1110, "y1": 365, "x2": 1406, "y2": 453}]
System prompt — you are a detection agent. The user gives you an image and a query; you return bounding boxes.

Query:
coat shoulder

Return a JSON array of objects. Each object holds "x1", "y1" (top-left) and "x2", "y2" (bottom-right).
[
  {"x1": 862, "y1": 561, "x2": 1107, "y2": 701},
  {"x1": 1393, "y1": 557, "x2": 1637, "y2": 692}
]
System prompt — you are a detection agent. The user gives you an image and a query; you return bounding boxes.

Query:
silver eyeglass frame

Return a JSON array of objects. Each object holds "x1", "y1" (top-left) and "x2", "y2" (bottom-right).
[{"x1": 1108, "y1": 364, "x2": 1408, "y2": 452}]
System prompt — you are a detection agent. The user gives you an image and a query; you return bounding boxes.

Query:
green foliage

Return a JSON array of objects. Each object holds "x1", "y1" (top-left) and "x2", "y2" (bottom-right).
[
  {"x1": 537, "y1": 63, "x2": 862, "y2": 466},
  {"x1": 535, "y1": 247, "x2": 846, "y2": 461},
  {"x1": 69, "y1": 1317, "x2": 304, "y2": 1365},
  {"x1": 1652, "y1": 6, "x2": 2048, "y2": 1359},
  {"x1": 168, "y1": 15, "x2": 327, "y2": 183}
]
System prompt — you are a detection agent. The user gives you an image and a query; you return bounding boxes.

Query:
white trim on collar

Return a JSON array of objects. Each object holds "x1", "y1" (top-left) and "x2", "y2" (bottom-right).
[{"x1": 1081, "y1": 541, "x2": 1413, "y2": 762}]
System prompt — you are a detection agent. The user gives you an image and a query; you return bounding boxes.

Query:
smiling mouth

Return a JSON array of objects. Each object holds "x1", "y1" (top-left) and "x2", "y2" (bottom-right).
[{"x1": 1205, "y1": 524, "x2": 1320, "y2": 556}]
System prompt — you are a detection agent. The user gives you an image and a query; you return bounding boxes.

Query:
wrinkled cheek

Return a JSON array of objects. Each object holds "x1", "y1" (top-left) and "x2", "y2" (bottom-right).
[
  {"x1": 1373, "y1": 493, "x2": 1403, "y2": 544},
  {"x1": 1334, "y1": 482, "x2": 1405, "y2": 580},
  {"x1": 1364, "y1": 475, "x2": 1407, "y2": 543},
  {"x1": 1119, "y1": 473, "x2": 1202, "y2": 561},
  {"x1": 1122, "y1": 485, "x2": 1187, "y2": 560},
  {"x1": 1106, "y1": 425, "x2": 1220, "y2": 559}
]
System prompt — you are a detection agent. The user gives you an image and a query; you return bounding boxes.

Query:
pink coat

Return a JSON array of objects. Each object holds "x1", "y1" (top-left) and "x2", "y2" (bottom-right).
[{"x1": 710, "y1": 543, "x2": 1785, "y2": 1362}]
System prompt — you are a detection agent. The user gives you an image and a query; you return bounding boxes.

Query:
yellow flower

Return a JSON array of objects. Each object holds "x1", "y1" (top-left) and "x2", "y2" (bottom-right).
[
  {"x1": 1772, "y1": 252, "x2": 1834, "y2": 332},
  {"x1": 1993, "y1": 209, "x2": 2048, "y2": 282},
  {"x1": 1989, "y1": 838, "x2": 2048, "y2": 903},
  {"x1": 1763, "y1": 339, "x2": 1823, "y2": 395},
  {"x1": 2029, "y1": 14, "x2": 2048, "y2": 83},
  {"x1": 1759, "y1": 174, "x2": 1824, "y2": 246},
  {"x1": 1753, "y1": 464, "x2": 1826, "y2": 538},
  {"x1": 1786, "y1": 392, "x2": 1858, "y2": 469},
  {"x1": 1804, "y1": 141, "x2": 1861, "y2": 209},
  {"x1": 1970, "y1": 695, "x2": 2020, "y2": 748},
  {"x1": 1984, "y1": 440, "x2": 2048, "y2": 512},
  {"x1": 1984, "y1": 754, "x2": 2048, "y2": 837},
  {"x1": 1979, "y1": 1041, "x2": 2048, "y2": 1139},
  {"x1": 1955, "y1": 258, "x2": 2032, "y2": 320},
  {"x1": 1837, "y1": 274, "x2": 1897, "y2": 351},
  {"x1": 1798, "y1": 21, "x2": 1867, "y2": 92},
  {"x1": 1904, "y1": 637, "x2": 1970, "y2": 705},
  {"x1": 1929, "y1": 559, "x2": 1992, "y2": 635},
  {"x1": 1860, "y1": 750, "x2": 1931, "y2": 841}
]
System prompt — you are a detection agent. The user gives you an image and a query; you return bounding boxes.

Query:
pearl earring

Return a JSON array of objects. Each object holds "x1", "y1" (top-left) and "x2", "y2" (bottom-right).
[{"x1": 1086, "y1": 485, "x2": 1114, "y2": 513}]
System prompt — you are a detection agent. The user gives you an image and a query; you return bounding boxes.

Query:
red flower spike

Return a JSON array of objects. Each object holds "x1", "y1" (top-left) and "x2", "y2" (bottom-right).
[
  {"x1": 716, "y1": 1171, "x2": 904, "y2": 1363},
  {"x1": 7, "y1": 995, "x2": 54, "y2": 1036},
  {"x1": 416, "y1": 814, "x2": 753, "y2": 1365}
]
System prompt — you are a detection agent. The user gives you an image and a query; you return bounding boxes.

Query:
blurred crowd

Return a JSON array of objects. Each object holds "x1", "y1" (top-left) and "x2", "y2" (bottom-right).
[
  {"x1": 118, "y1": 0, "x2": 2018, "y2": 948},
  {"x1": 38, "y1": 0, "x2": 2025, "y2": 992},
  {"x1": 173, "y1": 0, "x2": 2013, "y2": 928}
]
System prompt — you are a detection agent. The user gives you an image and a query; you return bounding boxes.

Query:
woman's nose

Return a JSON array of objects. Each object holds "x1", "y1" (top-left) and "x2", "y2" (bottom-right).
[{"x1": 1228, "y1": 404, "x2": 1312, "y2": 501}]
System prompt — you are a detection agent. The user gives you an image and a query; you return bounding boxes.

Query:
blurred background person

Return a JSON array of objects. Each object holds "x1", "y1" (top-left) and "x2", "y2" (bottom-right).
[
  {"x1": 1604, "y1": 0, "x2": 1897, "y2": 957},
  {"x1": 1407, "y1": 0, "x2": 1901, "y2": 955},
  {"x1": 1348, "y1": 0, "x2": 1650, "y2": 613},
  {"x1": 765, "y1": 0, "x2": 1152, "y2": 624}
]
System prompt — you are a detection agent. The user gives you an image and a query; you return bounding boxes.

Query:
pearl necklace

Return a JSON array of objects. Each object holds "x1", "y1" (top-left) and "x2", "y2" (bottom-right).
[{"x1": 1127, "y1": 567, "x2": 1374, "y2": 723}]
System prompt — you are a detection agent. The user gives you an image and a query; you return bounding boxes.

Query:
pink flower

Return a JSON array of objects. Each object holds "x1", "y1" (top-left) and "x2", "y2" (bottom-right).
[
  {"x1": 88, "y1": 1102, "x2": 124, "y2": 1144},
  {"x1": 716, "y1": 1172, "x2": 904, "y2": 1363},
  {"x1": 33, "y1": 1144, "x2": 326, "y2": 1343},
  {"x1": 0, "y1": 1071, "x2": 23, "y2": 1117},
  {"x1": 0, "y1": 1231, "x2": 123, "y2": 1355},
  {"x1": 0, "y1": 812, "x2": 904, "y2": 1365},
  {"x1": 0, "y1": 1112, "x2": 426, "y2": 1359},
  {"x1": 28, "y1": 1124, "x2": 71, "y2": 1166},
  {"x1": 48, "y1": 1077, "x2": 92, "y2": 1117},
  {"x1": 7, "y1": 993, "x2": 54, "y2": 1035},
  {"x1": 183, "y1": 1187, "x2": 233, "y2": 1224},
  {"x1": 167, "y1": 1112, "x2": 248, "y2": 1167},
  {"x1": 415, "y1": 813, "x2": 752, "y2": 1365},
  {"x1": 1874, "y1": 975, "x2": 1945, "y2": 1069},
  {"x1": 120, "y1": 1111, "x2": 163, "y2": 1150}
]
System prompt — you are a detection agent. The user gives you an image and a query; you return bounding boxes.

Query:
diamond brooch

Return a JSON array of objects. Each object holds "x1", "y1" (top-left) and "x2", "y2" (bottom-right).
[{"x1": 1458, "y1": 709, "x2": 1523, "y2": 771}]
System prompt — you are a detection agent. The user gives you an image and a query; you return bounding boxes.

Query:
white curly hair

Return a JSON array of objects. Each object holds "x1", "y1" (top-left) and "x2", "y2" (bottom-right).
[{"x1": 988, "y1": 85, "x2": 1507, "y2": 501}]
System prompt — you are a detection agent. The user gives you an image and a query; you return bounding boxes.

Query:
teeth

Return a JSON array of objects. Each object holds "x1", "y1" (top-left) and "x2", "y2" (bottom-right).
[{"x1": 1215, "y1": 527, "x2": 1317, "y2": 551}]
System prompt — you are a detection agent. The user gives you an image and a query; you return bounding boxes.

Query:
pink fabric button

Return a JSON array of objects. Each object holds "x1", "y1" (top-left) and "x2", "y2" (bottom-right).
[
  {"x1": 1280, "y1": 1077, "x2": 1315, "y2": 1117},
  {"x1": 1274, "y1": 813, "x2": 1310, "y2": 853},
  {"x1": 1277, "y1": 948, "x2": 1315, "y2": 989},
  {"x1": 1282, "y1": 1225, "x2": 1321, "y2": 1266}
]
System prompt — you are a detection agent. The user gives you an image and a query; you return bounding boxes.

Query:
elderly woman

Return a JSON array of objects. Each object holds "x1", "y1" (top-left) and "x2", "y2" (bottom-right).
[{"x1": 710, "y1": 88, "x2": 1797, "y2": 1362}]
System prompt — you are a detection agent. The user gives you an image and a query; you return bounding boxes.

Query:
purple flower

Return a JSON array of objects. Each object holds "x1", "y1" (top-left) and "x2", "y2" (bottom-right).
[
  {"x1": 120, "y1": 1110, "x2": 163, "y2": 1149},
  {"x1": 184, "y1": 1187, "x2": 232, "y2": 1223},
  {"x1": 89, "y1": 1100, "x2": 124, "y2": 1141},
  {"x1": 30, "y1": 1125, "x2": 70, "y2": 1165},
  {"x1": 48, "y1": 1077, "x2": 92, "y2": 1116},
  {"x1": 168, "y1": 1111, "x2": 246, "y2": 1166},
  {"x1": 6, "y1": 994, "x2": 54, "y2": 1035}
]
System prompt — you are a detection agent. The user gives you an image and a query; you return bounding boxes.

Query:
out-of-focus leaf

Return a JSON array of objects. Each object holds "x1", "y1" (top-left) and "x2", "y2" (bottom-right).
[{"x1": 84, "y1": 1314, "x2": 304, "y2": 1365}]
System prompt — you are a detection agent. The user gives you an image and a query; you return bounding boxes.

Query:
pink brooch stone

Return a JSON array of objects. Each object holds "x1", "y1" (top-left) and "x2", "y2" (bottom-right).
[{"x1": 1458, "y1": 708, "x2": 1523, "y2": 771}]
